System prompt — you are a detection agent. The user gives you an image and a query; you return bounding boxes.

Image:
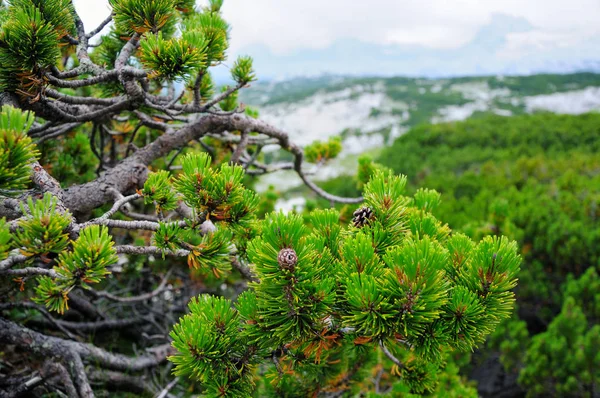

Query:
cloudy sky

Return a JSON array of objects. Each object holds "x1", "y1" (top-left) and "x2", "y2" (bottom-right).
[
  {"x1": 73, "y1": 0, "x2": 600, "y2": 78},
  {"x1": 74, "y1": 0, "x2": 599, "y2": 51}
]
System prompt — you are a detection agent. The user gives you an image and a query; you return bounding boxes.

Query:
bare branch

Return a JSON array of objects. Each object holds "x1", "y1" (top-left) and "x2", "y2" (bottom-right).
[
  {"x1": 230, "y1": 129, "x2": 250, "y2": 164},
  {"x1": 81, "y1": 218, "x2": 162, "y2": 231},
  {"x1": 88, "y1": 369, "x2": 156, "y2": 396},
  {"x1": 87, "y1": 14, "x2": 113, "y2": 39},
  {"x1": 45, "y1": 88, "x2": 125, "y2": 106},
  {"x1": 156, "y1": 377, "x2": 179, "y2": 398},
  {"x1": 67, "y1": 351, "x2": 95, "y2": 398},
  {"x1": 41, "y1": 97, "x2": 133, "y2": 123},
  {"x1": 0, "y1": 253, "x2": 29, "y2": 271},
  {"x1": 36, "y1": 123, "x2": 82, "y2": 144},
  {"x1": 231, "y1": 258, "x2": 258, "y2": 282},
  {"x1": 90, "y1": 269, "x2": 173, "y2": 303},
  {"x1": 44, "y1": 361, "x2": 79, "y2": 398},
  {"x1": 115, "y1": 245, "x2": 189, "y2": 257},
  {"x1": 54, "y1": 317, "x2": 145, "y2": 332},
  {"x1": 115, "y1": 33, "x2": 141, "y2": 70},
  {"x1": 46, "y1": 67, "x2": 146, "y2": 89},
  {"x1": 0, "y1": 317, "x2": 172, "y2": 371},
  {"x1": 0, "y1": 266, "x2": 59, "y2": 278},
  {"x1": 89, "y1": 193, "x2": 142, "y2": 223},
  {"x1": 72, "y1": 9, "x2": 103, "y2": 77},
  {"x1": 379, "y1": 340, "x2": 404, "y2": 369},
  {"x1": 0, "y1": 302, "x2": 77, "y2": 340}
]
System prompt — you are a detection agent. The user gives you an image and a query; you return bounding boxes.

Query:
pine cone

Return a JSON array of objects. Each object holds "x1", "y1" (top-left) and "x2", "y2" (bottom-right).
[
  {"x1": 278, "y1": 248, "x2": 297, "y2": 270},
  {"x1": 352, "y1": 206, "x2": 374, "y2": 228}
]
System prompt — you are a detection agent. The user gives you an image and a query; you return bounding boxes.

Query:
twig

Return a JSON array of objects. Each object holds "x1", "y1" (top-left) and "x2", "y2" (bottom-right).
[
  {"x1": 0, "y1": 266, "x2": 59, "y2": 279},
  {"x1": 0, "y1": 253, "x2": 29, "y2": 271},
  {"x1": 156, "y1": 377, "x2": 179, "y2": 398},
  {"x1": 80, "y1": 193, "x2": 141, "y2": 227},
  {"x1": 379, "y1": 340, "x2": 404, "y2": 369},
  {"x1": 115, "y1": 245, "x2": 189, "y2": 257},
  {"x1": 91, "y1": 269, "x2": 173, "y2": 303},
  {"x1": 0, "y1": 302, "x2": 77, "y2": 340},
  {"x1": 230, "y1": 129, "x2": 250, "y2": 164},
  {"x1": 87, "y1": 14, "x2": 113, "y2": 39},
  {"x1": 231, "y1": 258, "x2": 257, "y2": 282},
  {"x1": 0, "y1": 317, "x2": 172, "y2": 371}
]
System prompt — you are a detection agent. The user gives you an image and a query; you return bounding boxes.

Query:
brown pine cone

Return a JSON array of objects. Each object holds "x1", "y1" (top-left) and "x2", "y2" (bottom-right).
[
  {"x1": 278, "y1": 248, "x2": 297, "y2": 270},
  {"x1": 352, "y1": 206, "x2": 374, "y2": 228}
]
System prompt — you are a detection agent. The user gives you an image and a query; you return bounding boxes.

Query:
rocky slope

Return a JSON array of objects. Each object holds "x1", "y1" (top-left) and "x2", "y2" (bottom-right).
[{"x1": 240, "y1": 72, "x2": 600, "y2": 208}]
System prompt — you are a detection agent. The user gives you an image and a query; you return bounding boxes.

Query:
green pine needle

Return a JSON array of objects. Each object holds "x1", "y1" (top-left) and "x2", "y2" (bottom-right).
[
  {"x1": 231, "y1": 55, "x2": 256, "y2": 85},
  {"x1": 14, "y1": 193, "x2": 71, "y2": 257},
  {"x1": 0, "y1": 105, "x2": 38, "y2": 196},
  {"x1": 56, "y1": 225, "x2": 117, "y2": 288},
  {"x1": 140, "y1": 31, "x2": 207, "y2": 82},
  {"x1": 142, "y1": 170, "x2": 179, "y2": 214}
]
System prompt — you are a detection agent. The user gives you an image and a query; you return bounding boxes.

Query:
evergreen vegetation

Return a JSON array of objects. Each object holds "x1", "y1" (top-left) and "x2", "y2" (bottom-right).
[
  {"x1": 0, "y1": 1, "x2": 526, "y2": 397},
  {"x1": 375, "y1": 112, "x2": 600, "y2": 396},
  {"x1": 306, "y1": 112, "x2": 600, "y2": 396}
]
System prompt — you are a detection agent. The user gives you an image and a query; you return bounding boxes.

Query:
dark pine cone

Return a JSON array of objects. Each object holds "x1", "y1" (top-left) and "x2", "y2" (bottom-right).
[
  {"x1": 277, "y1": 248, "x2": 298, "y2": 270},
  {"x1": 352, "y1": 206, "x2": 374, "y2": 228}
]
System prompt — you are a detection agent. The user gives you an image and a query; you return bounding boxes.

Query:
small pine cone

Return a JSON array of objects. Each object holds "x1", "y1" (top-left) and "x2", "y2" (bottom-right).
[
  {"x1": 278, "y1": 248, "x2": 297, "y2": 270},
  {"x1": 352, "y1": 206, "x2": 374, "y2": 228}
]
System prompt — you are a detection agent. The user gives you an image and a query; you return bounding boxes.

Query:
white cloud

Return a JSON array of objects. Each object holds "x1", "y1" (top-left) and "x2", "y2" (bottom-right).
[
  {"x1": 220, "y1": 0, "x2": 600, "y2": 53},
  {"x1": 73, "y1": 1, "x2": 600, "y2": 61}
]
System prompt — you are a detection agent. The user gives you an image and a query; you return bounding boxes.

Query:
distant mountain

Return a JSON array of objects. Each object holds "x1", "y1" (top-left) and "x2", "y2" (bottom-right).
[{"x1": 215, "y1": 14, "x2": 600, "y2": 82}]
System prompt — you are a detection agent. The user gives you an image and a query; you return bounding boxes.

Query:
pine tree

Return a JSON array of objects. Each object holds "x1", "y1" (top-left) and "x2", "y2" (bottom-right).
[{"x1": 0, "y1": 1, "x2": 521, "y2": 396}]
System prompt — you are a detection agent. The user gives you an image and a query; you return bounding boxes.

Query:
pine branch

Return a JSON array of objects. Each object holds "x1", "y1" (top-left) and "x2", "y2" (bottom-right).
[
  {"x1": 88, "y1": 369, "x2": 156, "y2": 396},
  {"x1": 115, "y1": 245, "x2": 189, "y2": 257},
  {"x1": 90, "y1": 269, "x2": 173, "y2": 303},
  {"x1": 0, "y1": 267, "x2": 59, "y2": 278},
  {"x1": 90, "y1": 193, "x2": 142, "y2": 223},
  {"x1": 0, "y1": 317, "x2": 172, "y2": 371},
  {"x1": 156, "y1": 377, "x2": 179, "y2": 398},
  {"x1": 86, "y1": 14, "x2": 113, "y2": 40},
  {"x1": 0, "y1": 253, "x2": 28, "y2": 270},
  {"x1": 379, "y1": 340, "x2": 404, "y2": 369},
  {"x1": 0, "y1": 302, "x2": 78, "y2": 339}
]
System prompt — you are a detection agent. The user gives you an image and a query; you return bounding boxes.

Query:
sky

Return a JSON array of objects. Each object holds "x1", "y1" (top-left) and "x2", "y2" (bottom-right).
[{"x1": 73, "y1": 0, "x2": 600, "y2": 78}]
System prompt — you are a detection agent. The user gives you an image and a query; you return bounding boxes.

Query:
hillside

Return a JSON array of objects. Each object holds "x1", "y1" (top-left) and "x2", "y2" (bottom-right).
[{"x1": 241, "y1": 72, "x2": 600, "y2": 201}]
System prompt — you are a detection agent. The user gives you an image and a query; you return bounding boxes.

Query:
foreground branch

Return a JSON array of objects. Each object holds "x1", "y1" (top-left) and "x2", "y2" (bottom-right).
[{"x1": 0, "y1": 317, "x2": 172, "y2": 372}]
